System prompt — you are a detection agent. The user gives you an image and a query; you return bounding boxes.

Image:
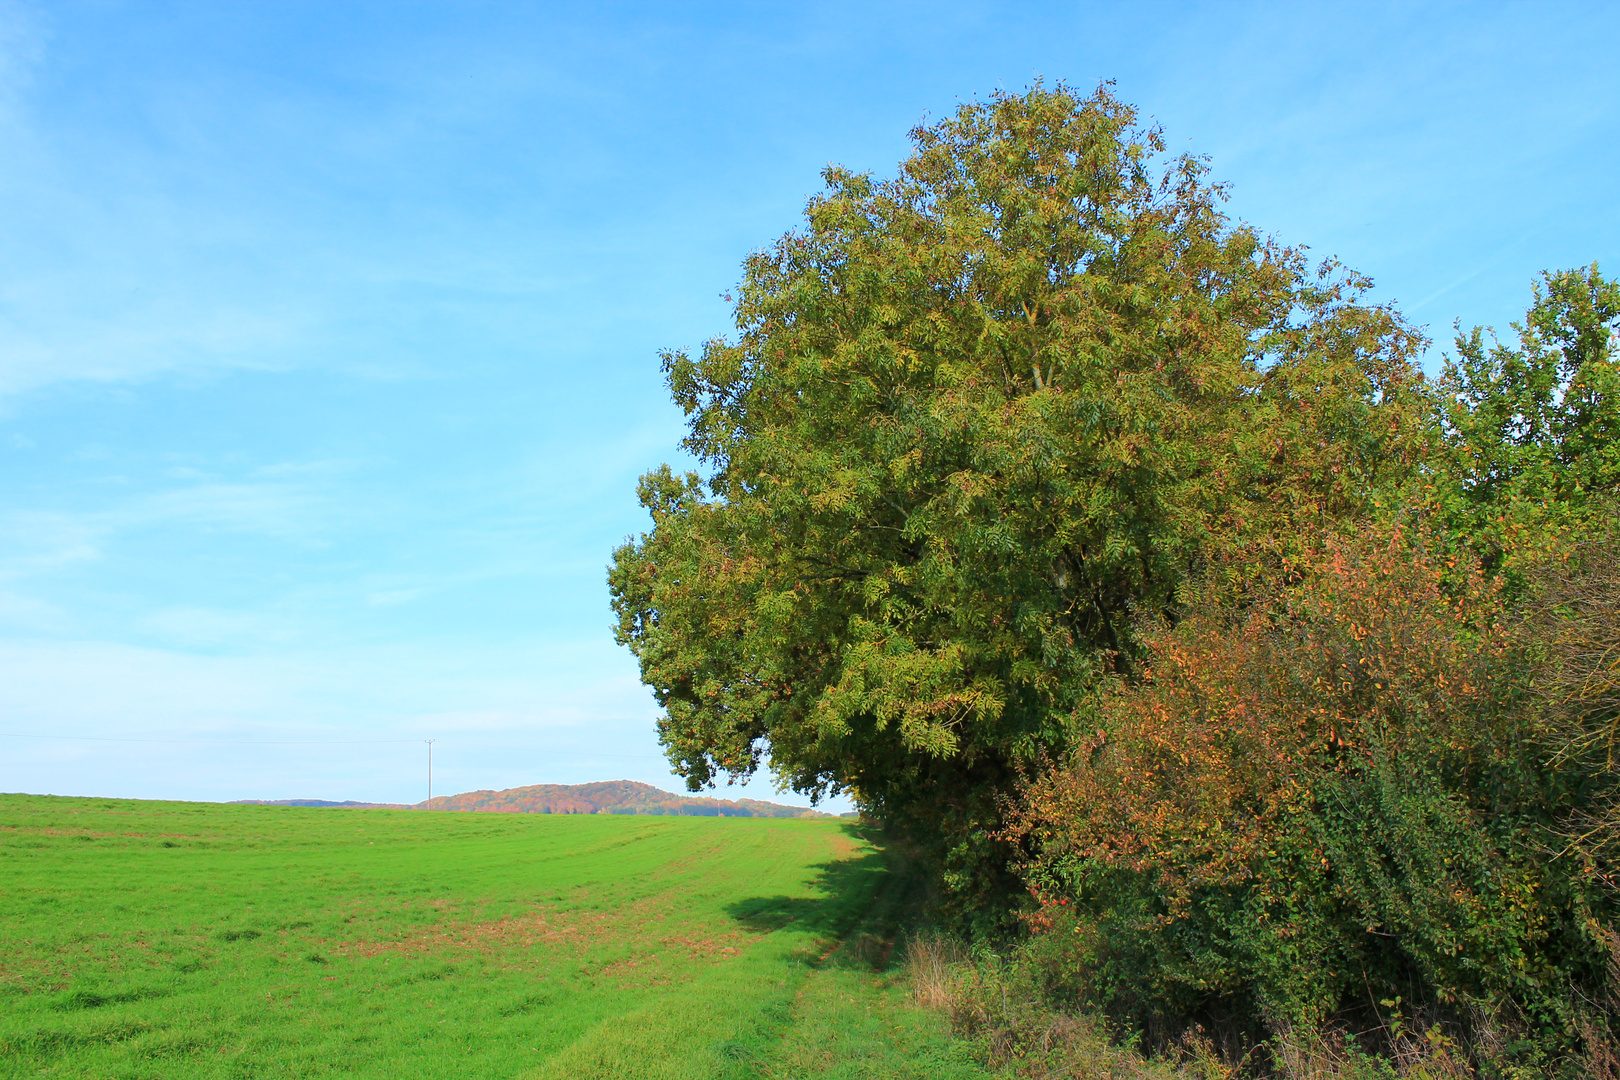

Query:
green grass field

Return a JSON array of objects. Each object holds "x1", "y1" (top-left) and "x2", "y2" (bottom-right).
[{"x1": 0, "y1": 794, "x2": 992, "y2": 1079}]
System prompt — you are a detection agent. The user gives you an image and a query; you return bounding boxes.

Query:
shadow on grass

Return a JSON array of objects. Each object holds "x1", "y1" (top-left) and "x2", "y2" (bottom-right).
[
  {"x1": 723, "y1": 823, "x2": 924, "y2": 973},
  {"x1": 51, "y1": 987, "x2": 167, "y2": 1012}
]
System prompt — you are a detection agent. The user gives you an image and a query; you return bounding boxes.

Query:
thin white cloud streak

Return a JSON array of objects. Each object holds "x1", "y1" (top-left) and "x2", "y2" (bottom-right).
[
  {"x1": 0, "y1": 636, "x2": 646, "y2": 733},
  {"x1": 1408, "y1": 264, "x2": 1498, "y2": 321},
  {"x1": 0, "y1": 427, "x2": 672, "y2": 650},
  {"x1": 0, "y1": 510, "x2": 100, "y2": 577},
  {"x1": 0, "y1": 460, "x2": 376, "y2": 645},
  {"x1": 0, "y1": 589, "x2": 69, "y2": 633},
  {"x1": 0, "y1": 471, "x2": 346, "y2": 577},
  {"x1": 0, "y1": 0, "x2": 44, "y2": 115},
  {"x1": 0, "y1": 1, "x2": 782, "y2": 402},
  {"x1": 0, "y1": 302, "x2": 311, "y2": 400},
  {"x1": 0, "y1": 635, "x2": 843, "y2": 809}
]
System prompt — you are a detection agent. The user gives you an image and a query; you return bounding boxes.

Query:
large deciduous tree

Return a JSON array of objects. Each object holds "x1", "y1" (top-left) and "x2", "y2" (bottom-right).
[{"x1": 609, "y1": 85, "x2": 1428, "y2": 904}]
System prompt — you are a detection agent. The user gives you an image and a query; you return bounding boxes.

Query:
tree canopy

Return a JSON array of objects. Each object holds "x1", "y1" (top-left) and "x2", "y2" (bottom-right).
[{"x1": 609, "y1": 84, "x2": 1429, "y2": 896}]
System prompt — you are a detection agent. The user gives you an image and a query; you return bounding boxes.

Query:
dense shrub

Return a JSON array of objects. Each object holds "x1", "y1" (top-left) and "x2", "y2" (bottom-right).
[{"x1": 1004, "y1": 524, "x2": 1618, "y2": 1073}]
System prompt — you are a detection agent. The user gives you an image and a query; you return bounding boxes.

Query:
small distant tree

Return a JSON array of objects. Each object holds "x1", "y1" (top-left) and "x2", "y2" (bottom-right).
[{"x1": 609, "y1": 85, "x2": 1429, "y2": 911}]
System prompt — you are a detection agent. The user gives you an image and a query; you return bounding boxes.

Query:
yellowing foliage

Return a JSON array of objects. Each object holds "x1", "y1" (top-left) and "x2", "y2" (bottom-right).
[{"x1": 1007, "y1": 524, "x2": 1614, "y2": 1066}]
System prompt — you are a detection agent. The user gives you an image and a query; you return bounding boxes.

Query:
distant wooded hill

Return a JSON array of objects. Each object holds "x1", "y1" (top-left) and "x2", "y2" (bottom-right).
[
  {"x1": 235, "y1": 780, "x2": 834, "y2": 818},
  {"x1": 418, "y1": 780, "x2": 833, "y2": 818}
]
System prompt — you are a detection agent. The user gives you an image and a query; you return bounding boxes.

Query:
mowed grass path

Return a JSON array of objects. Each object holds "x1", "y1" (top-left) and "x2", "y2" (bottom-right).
[{"x1": 0, "y1": 794, "x2": 990, "y2": 1079}]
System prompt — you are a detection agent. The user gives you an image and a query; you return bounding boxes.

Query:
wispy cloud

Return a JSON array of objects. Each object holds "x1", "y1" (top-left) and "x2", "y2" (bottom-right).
[
  {"x1": 0, "y1": 634, "x2": 758, "y2": 806},
  {"x1": 132, "y1": 479, "x2": 336, "y2": 540},
  {"x1": 0, "y1": 459, "x2": 367, "y2": 645},
  {"x1": 136, "y1": 606, "x2": 305, "y2": 648},
  {"x1": 0, "y1": 0, "x2": 45, "y2": 117},
  {"x1": 0, "y1": 589, "x2": 69, "y2": 633},
  {"x1": 0, "y1": 270, "x2": 317, "y2": 399},
  {"x1": 0, "y1": 510, "x2": 103, "y2": 579},
  {"x1": 0, "y1": 473, "x2": 333, "y2": 577}
]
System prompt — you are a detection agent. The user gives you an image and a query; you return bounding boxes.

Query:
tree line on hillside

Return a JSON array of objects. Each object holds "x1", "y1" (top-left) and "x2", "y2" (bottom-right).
[{"x1": 609, "y1": 84, "x2": 1620, "y2": 1075}]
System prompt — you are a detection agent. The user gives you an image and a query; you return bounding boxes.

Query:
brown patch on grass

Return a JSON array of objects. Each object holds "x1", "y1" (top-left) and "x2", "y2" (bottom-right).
[
  {"x1": 332, "y1": 899, "x2": 755, "y2": 976},
  {"x1": 821, "y1": 829, "x2": 864, "y2": 861},
  {"x1": 339, "y1": 901, "x2": 654, "y2": 956},
  {"x1": 587, "y1": 932, "x2": 750, "y2": 985},
  {"x1": 335, "y1": 907, "x2": 609, "y2": 958},
  {"x1": 0, "y1": 825, "x2": 209, "y2": 841},
  {"x1": 0, "y1": 952, "x2": 88, "y2": 994},
  {"x1": 655, "y1": 931, "x2": 750, "y2": 962}
]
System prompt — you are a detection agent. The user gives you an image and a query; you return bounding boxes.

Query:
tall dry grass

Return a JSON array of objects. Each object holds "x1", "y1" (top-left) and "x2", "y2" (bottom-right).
[
  {"x1": 904, "y1": 932, "x2": 1233, "y2": 1079},
  {"x1": 905, "y1": 933, "x2": 966, "y2": 1012},
  {"x1": 899, "y1": 932, "x2": 1616, "y2": 1078}
]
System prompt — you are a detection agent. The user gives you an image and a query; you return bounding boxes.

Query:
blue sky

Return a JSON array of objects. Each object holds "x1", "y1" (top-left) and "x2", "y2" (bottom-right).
[{"x1": 1, "y1": 1, "x2": 1616, "y2": 808}]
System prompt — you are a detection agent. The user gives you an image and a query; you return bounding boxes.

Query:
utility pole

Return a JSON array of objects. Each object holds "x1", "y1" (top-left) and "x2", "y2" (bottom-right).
[{"x1": 425, "y1": 739, "x2": 436, "y2": 809}]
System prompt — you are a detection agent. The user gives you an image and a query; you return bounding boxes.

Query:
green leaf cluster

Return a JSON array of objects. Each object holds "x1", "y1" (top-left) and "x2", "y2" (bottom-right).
[{"x1": 1436, "y1": 264, "x2": 1620, "y2": 571}]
